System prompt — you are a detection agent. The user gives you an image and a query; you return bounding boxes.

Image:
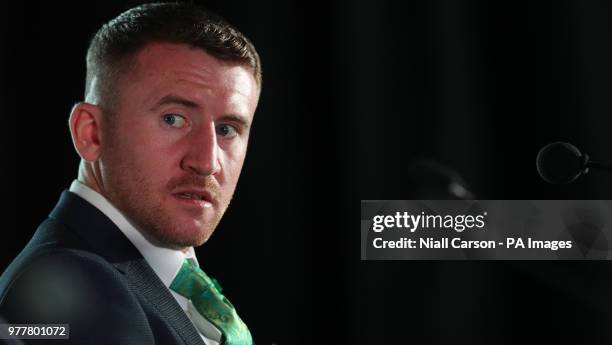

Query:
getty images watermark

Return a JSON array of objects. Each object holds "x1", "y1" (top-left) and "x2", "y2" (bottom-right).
[{"x1": 361, "y1": 200, "x2": 611, "y2": 260}]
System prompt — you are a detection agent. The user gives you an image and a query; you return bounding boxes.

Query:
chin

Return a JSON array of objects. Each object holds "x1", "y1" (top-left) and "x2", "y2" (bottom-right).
[
  {"x1": 167, "y1": 226, "x2": 213, "y2": 248},
  {"x1": 131, "y1": 204, "x2": 221, "y2": 249}
]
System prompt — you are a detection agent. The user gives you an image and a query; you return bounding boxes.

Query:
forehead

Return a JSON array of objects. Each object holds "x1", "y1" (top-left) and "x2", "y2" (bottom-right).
[{"x1": 122, "y1": 42, "x2": 258, "y2": 108}]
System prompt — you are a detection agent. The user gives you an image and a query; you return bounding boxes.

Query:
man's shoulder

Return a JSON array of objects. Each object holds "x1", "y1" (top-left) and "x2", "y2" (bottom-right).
[
  {"x1": 0, "y1": 243, "x2": 154, "y2": 344},
  {"x1": 0, "y1": 192, "x2": 196, "y2": 344},
  {"x1": 0, "y1": 190, "x2": 143, "y2": 299},
  {"x1": 0, "y1": 214, "x2": 101, "y2": 295},
  {"x1": 1, "y1": 245, "x2": 122, "y2": 299},
  {"x1": 0, "y1": 245, "x2": 129, "y2": 316}
]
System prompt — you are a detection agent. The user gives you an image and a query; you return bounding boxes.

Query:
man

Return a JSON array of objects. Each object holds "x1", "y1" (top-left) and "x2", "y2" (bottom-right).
[{"x1": 0, "y1": 3, "x2": 261, "y2": 345}]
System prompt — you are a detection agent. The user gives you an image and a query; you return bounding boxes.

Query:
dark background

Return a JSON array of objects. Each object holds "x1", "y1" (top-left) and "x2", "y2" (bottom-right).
[{"x1": 3, "y1": 0, "x2": 612, "y2": 344}]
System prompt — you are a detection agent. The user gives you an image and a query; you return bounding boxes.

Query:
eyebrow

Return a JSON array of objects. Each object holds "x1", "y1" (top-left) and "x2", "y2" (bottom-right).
[
  {"x1": 150, "y1": 94, "x2": 200, "y2": 110},
  {"x1": 151, "y1": 94, "x2": 251, "y2": 129}
]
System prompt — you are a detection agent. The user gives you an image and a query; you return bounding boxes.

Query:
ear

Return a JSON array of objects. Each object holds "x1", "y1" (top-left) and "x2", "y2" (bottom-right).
[{"x1": 68, "y1": 102, "x2": 103, "y2": 162}]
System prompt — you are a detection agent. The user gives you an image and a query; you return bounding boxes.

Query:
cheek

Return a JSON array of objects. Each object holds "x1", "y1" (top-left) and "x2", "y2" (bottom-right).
[
  {"x1": 133, "y1": 116, "x2": 184, "y2": 153},
  {"x1": 218, "y1": 151, "x2": 247, "y2": 185},
  {"x1": 107, "y1": 127, "x2": 177, "y2": 179}
]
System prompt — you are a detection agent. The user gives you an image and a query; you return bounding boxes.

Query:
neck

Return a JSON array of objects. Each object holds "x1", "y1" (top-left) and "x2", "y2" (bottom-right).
[{"x1": 77, "y1": 160, "x2": 105, "y2": 195}]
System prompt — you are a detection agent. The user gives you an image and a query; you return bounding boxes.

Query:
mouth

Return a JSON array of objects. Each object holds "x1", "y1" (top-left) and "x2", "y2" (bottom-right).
[{"x1": 172, "y1": 190, "x2": 215, "y2": 208}]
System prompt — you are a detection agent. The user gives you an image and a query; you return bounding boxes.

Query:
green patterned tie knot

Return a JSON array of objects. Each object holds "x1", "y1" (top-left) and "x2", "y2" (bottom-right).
[{"x1": 170, "y1": 260, "x2": 252, "y2": 345}]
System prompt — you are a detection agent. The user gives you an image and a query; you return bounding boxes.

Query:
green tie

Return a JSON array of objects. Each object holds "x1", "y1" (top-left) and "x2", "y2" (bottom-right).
[{"x1": 170, "y1": 260, "x2": 253, "y2": 345}]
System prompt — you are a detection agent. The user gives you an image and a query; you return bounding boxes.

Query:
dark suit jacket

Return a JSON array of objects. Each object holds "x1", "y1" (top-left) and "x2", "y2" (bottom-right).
[{"x1": 0, "y1": 191, "x2": 206, "y2": 345}]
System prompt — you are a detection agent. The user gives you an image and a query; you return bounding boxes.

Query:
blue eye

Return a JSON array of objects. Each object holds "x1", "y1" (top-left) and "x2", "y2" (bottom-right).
[
  {"x1": 162, "y1": 114, "x2": 187, "y2": 128},
  {"x1": 216, "y1": 124, "x2": 238, "y2": 138}
]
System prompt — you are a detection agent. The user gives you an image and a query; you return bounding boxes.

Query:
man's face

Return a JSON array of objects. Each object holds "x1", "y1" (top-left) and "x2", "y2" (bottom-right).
[{"x1": 98, "y1": 42, "x2": 259, "y2": 249}]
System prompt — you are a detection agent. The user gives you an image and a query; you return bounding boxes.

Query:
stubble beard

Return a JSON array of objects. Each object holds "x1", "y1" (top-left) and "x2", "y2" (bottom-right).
[
  {"x1": 100, "y1": 145, "x2": 231, "y2": 249},
  {"x1": 107, "y1": 173, "x2": 231, "y2": 249}
]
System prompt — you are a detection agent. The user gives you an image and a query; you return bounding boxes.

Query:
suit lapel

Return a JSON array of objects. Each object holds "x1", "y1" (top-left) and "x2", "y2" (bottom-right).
[
  {"x1": 117, "y1": 259, "x2": 205, "y2": 345},
  {"x1": 50, "y1": 191, "x2": 204, "y2": 345}
]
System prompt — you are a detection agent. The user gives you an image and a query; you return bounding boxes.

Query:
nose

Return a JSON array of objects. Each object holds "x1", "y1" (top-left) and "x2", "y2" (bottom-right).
[{"x1": 181, "y1": 121, "x2": 221, "y2": 176}]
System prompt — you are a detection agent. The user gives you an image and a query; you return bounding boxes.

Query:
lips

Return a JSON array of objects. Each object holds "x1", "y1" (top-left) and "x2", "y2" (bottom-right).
[
  {"x1": 172, "y1": 189, "x2": 215, "y2": 208},
  {"x1": 177, "y1": 192, "x2": 204, "y2": 200}
]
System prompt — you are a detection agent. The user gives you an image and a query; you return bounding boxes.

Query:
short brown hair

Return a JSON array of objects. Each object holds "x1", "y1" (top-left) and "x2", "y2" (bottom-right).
[{"x1": 85, "y1": 2, "x2": 261, "y2": 110}]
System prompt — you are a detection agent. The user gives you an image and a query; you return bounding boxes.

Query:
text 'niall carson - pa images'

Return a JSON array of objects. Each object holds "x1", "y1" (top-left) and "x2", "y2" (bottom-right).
[{"x1": 361, "y1": 200, "x2": 612, "y2": 260}]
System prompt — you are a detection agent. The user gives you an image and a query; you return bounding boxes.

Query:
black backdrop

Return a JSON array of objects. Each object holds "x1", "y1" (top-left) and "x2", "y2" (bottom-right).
[{"x1": 3, "y1": 1, "x2": 612, "y2": 344}]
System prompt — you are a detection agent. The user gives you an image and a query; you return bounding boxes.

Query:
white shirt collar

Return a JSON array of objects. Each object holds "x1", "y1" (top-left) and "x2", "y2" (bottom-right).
[{"x1": 68, "y1": 180, "x2": 197, "y2": 291}]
